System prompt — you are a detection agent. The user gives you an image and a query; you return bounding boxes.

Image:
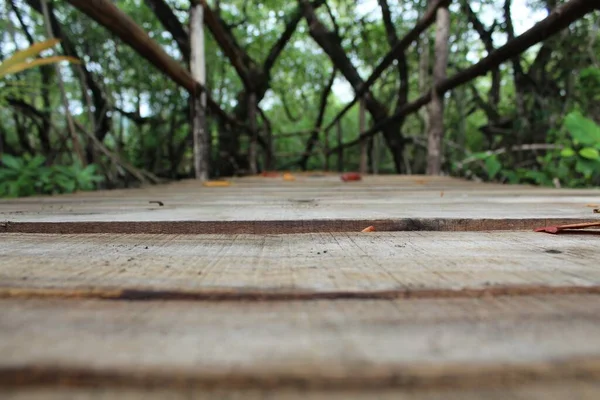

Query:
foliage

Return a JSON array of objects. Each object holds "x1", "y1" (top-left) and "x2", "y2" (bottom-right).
[
  {"x1": 0, "y1": 154, "x2": 104, "y2": 198},
  {"x1": 0, "y1": 38, "x2": 79, "y2": 105},
  {"x1": 0, "y1": 0, "x2": 599, "y2": 193},
  {"x1": 466, "y1": 110, "x2": 600, "y2": 188}
]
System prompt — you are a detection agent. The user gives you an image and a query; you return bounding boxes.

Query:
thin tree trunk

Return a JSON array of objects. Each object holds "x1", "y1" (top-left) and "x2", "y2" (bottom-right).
[
  {"x1": 41, "y1": 0, "x2": 86, "y2": 166},
  {"x1": 248, "y1": 92, "x2": 258, "y2": 174},
  {"x1": 190, "y1": 0, "x2": 209, "y2": 181},
  {"x1": 337, "y1": 121, "x2": 343, "y2": 172},
  {"x1": 418, "y1": 35, "x2": 430, "y2": 135},
  {"x1": 323, "y1": 127, "x2": 329, "y2": 171},
  {"x1": 359, "y1": 98, "x2": 367, "y2": 174},
  {"x1": 426, "y1": 5, "x2": 450, "y2": 175}
]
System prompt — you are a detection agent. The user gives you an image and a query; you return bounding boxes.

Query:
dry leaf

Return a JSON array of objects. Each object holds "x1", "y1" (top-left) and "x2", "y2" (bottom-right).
[
  {"x1": 283, "y1": 173, "x2": 296, "y2": 181},
  {"x1": 534, "y1": 221, "x2": 600, "y2": 234},
  {"x1": 440, "y1": 191, "x2": 445, "y2": 198},
  {"x1": 203, "y1": 180, "x2": 231, "y2": 187},
  {"x1": 341, "y1": 172, "x2": 361, "y2": 182},
  {"x1": 361, "y1": 226, "x2": 375, "y2": 232}
]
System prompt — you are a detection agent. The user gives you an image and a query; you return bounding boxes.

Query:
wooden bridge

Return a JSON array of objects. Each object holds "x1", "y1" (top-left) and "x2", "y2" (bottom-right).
[{"x1": 1, "y1": 174, "x2": 599, "y2": 398}]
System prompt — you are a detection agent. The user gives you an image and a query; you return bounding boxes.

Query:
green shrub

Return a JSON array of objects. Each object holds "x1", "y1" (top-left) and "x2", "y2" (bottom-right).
[{"x1": 0, "y1": 154, "x2": 104, "y2": 198}]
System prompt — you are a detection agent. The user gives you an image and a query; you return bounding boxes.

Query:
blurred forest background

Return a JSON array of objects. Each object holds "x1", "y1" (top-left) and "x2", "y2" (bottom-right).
[{"x1": 0, "y1": 0, "x2": 599, "y2": 198}]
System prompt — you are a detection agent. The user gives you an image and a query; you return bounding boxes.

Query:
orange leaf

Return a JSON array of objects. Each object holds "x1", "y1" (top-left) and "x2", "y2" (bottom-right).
[
  {"x1": 534, "y1": 221, "x2": 600, "y2": 234},
  {"x1": 361, "y1": 226, "x2": 375, "y2": 232},
  {"x1": 203, "y1": 180, "x2": 231, "y2": 187}
]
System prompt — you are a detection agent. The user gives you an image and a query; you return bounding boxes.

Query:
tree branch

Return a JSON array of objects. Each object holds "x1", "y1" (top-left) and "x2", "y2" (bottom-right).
[{"x1": 143, "y1": 0, "x2": 190, "y2": 63}]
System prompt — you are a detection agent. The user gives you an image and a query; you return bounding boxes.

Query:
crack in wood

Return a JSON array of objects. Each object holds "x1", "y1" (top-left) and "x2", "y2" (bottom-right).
[{"x1": 1, "y1": 285, "x2": 599, "y2": 302}]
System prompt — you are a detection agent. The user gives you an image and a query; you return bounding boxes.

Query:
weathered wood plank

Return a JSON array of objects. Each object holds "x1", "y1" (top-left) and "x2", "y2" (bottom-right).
[
  {"x1": 4, "y1": 382, "x2": 600, "y2": 400},
  {"x1": 1, "y1": 232, "x2": 599, "y2": 299},
  {"x1": 1, "y1": 295, "x2": 600, "y2": 390},
  {"x1": 0, "y1": 176, "x2": 598, "y2": 234}
]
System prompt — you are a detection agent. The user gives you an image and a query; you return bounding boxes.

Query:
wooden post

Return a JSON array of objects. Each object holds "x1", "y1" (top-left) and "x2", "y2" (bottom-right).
[
  {"x1": 359, "y1": 98, "x2": 367, "y2": 174},
  {"x1": 190, "y1": 0, "x2": 208, "y2": 181},
  {"x1": 336, "y1": 121, "x2": 343, "y2": 172},
  {"x1": 426, "y1": 4, "x2": 450, "y2": 175},
  {"x1": 248, "y1": 92, "x2": 258, "y2": 175}
]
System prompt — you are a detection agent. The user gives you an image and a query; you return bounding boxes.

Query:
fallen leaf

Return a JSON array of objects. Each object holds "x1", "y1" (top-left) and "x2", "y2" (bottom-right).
[
  {"x1": 283, "y1": 173, "x2": 296, "y2": 181},
  {"x1": 594, "y1": 209, "x2": 600, "y2": 214},
  {"x1": 586, "y1": 204, "x2": 600, "y2": 208},
  {"x1": 148, "y1": 200, "x2": 164, "y2": 206},
  {"x1": 361, "y1": 226, "x2": 375, "y2": 232},
  {"x1": 534, "y1": 221, "x2": 600, "y2": 234},
  {"x1": 203, "y1": 180, "x2": 231, "y2": 187},
  {"x1": 440, "y1": 191, "x2": 445, "y2": 198},
  {"x1": 261, "y1": 171, "x2": 279, "y2": 177},
  {"x1": 341, "y1": 172, "x2": 361, "y2": 182},
  {"x1": 413, "y1": 178, "x2": 428, "y2": 185}
]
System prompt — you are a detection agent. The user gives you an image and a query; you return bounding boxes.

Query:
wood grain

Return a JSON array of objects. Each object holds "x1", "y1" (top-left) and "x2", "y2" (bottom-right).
[
  {"x1": 1, "y1": 295, "x2": 600, "y2": 390},
  {"x1": 0, "y1": 175, "x2": 598, "y2": 233},
  {"x1": 1, "y1": 232, "x2": 599, "y2": 299}
]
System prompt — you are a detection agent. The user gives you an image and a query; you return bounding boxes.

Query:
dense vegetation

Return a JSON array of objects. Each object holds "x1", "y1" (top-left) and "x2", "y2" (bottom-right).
[{"x1": 0, "y1": 0, "x2": 599, "y2": 197}]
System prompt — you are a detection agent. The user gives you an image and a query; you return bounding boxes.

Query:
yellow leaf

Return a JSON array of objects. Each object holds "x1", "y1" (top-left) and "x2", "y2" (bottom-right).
[
  {"x1": 283, "y1": 173, "x2": 295, "y2": 181},
  {"x1": 0, "y1": 39, "x2": 61, "y2": 73},
  {"x1": 0, "y1": 56, "x2": 81, "y2": 79},
  {"x1": 203, "y1": 180, "x2": 231, "y2": 187}
]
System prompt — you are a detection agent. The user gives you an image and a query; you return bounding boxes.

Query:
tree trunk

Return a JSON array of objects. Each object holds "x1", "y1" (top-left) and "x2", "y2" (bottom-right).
[
  {"x1": 336, "y1": 121, "x2": 343, "y2": 172},
  {"x1": 41, "y1": 0, "x2": 86, "y2": 166},
  {"x1": 359, "y1": 98, "x2": 368, "y2": 174},
  {"x1": 426, "y1": 5, "x2": 450, "y2": 175},
  {"x1": 248, "y1": 92, "x2": 258, "y2": 175},
  {"x1": 190, "y1": 1, "x2": 209, "y2": 181}
]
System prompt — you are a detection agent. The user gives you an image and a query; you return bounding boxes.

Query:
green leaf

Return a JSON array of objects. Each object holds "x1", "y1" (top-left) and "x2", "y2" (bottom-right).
[
  {"x1": 27, "y1": 155, "x2": 46, "y2": 169},
  {"x1": 575, "y1": 158, "x2": 600, "y2": 179},
  {"x1": 1, "y1": 154, "x2": 23, "y2": 170},
  {"x1": 564, "y1": 111, "x2": 600, "y2": 147},
  {"x1": 485, "y1": 156, "x2": 502, "y2": 179},
  {"x1": 560, "y1": 148, "x2": 576, "y2": 157},
  {"x1": 579, "y1": 147, "x2": 600, "y2": 160}
]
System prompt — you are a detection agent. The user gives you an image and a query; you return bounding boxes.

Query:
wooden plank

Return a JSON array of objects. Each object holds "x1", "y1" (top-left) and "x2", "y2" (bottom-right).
[
  {"x1": 4, "y1": 382, "x2": 600, "y2": 399},
  {"x1": 1, "y1": 232, "x2": 599, "y2": 299},
  {"x1": 0, "y1": 175, "x2": 598, "y2": 233},
  {"x1": 1, "y1": 295, "x2": 600, "y2": 390}
]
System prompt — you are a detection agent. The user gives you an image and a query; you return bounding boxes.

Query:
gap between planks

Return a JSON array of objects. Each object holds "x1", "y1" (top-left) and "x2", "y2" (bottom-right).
[
  {"x1": 2, "y1": 285, "x2": 600, "y2": 302},
  {"x1": 0, "y1": 217, "x2": 595, "y2": 234}
]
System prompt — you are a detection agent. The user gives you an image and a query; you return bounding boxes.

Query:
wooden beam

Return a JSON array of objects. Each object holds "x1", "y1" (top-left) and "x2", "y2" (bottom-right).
[
  {"x1": 64, "y1": 0, "x2": 252, "y2": 136},
  {"x1": 64, "y1": 0, "x2": 196, "y2": 93}
]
